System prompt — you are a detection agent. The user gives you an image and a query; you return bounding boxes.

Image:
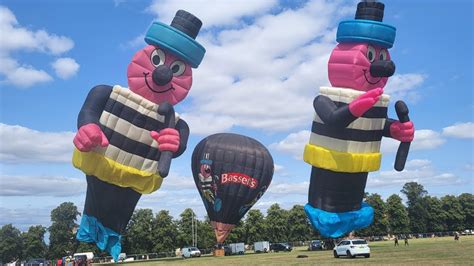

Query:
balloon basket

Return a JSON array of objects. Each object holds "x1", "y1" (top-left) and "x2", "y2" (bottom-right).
[{"x1": 213, "y1": 249, "x2": 225, "y2": 257}]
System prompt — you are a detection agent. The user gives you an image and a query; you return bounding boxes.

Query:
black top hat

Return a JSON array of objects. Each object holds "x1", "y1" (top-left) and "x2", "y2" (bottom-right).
[
  {"x1": 171, "y1": 10, "x2": 203, "y2": 40},
  {"x1": 355, "y1": 1, "x2": 385, "y2": 22}
]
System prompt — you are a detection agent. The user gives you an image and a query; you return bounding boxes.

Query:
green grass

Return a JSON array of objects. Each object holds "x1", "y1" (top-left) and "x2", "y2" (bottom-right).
[{"x1": 111, "y1": 236, "x2": 474, "y2": 265}]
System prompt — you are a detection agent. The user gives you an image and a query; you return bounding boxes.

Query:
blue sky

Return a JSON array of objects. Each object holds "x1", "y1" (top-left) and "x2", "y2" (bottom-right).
[{"x1": 0, "y1": 0, "x2": 473, "y2": 231}]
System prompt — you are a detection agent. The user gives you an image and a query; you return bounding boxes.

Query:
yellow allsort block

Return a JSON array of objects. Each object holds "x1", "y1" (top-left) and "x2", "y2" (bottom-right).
[
  {"x1": 303, "y1": 144, "x2": 381, "y2": 173},
  {"x1": 72, "y1": 149, "x2": 163, "y2": 194}
]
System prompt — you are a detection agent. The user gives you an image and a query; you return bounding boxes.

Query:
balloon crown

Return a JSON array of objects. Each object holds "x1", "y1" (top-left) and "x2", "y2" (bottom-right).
[
  {"x1": 145, "y1": 10, "x2": 206, "y2": 68},
  {"x1": 336, "y1": 0, "x2": 396, "y2": 48}
]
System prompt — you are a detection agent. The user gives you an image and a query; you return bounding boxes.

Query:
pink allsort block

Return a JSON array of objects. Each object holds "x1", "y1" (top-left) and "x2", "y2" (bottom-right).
[
  {"x1": 328, "y1": 43, "x2": 391, "y2": 91},
  {"x1": 127, "y1": 45, "x2": 193, "y2": 105}
]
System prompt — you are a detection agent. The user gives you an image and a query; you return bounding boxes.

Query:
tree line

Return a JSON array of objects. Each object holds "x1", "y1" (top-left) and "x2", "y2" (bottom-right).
[{"x1": 0, "y1": 182, "x2": 473, "y2": 262}]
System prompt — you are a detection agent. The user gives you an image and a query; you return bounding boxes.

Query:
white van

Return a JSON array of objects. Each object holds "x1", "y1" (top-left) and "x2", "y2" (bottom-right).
[
  {"x1": 229, "y1": 243, "x2": 245, "y2": 255},
  {"x1": 181, "y1": 247, "x2": 201, "y2": 258},
  {"x1": 254, "y1": 241, "x2": 270, "y2": 253}
]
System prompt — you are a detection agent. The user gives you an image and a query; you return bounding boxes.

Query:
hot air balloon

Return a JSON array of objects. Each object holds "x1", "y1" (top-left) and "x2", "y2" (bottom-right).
[
  {"x1": 192, "y1": 133, "x2": 274, "y2": 245},
  {"x1": 72, "y1": 10, "x2": 206, "y2": 260},
  {"x1": 303, "y1": 0, "x2": 414, "y2": 238}
]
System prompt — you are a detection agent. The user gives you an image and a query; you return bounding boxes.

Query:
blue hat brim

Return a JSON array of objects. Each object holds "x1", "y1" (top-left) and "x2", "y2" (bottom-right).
[
  {"x1": 145, "y1": 22, "x2": 206, "y2": 68},
  {"x1": 336, "y1": 20, "x2": 396, "y2": 48}
]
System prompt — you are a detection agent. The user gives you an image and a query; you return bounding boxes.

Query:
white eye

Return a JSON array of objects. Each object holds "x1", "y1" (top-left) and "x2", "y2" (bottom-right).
[
  {"x1": 170, "y1": 60, "x2": 186, "y2": 76},
  {"x1": 379, "y1": 49, "x2": 388, "y2": 61},
  {"x1": 367, "y1": 45, "x2": 376, "y2": 62},
  {"x1": 150, "y1": 49, "x2": 165, "y2": 67}
]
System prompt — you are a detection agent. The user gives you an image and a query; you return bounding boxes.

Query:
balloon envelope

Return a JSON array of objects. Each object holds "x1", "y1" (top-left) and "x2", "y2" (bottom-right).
[{"x1": 192, "y1": 133, "x2": 274, "y2": 243}]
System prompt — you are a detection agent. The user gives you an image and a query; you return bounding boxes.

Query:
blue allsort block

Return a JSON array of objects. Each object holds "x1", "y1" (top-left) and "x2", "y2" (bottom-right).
[
  {"x1": 76, "y1": 214, "x2": 122, "y2": 262},
  {"x1": 304, "y1": 202, "x2": 374, "y2": 238}
]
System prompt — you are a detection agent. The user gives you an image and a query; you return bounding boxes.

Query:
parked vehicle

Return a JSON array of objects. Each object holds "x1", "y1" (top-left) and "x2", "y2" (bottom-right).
[
  {"x1": 229, "y1": 243, "x2": 245, "y2": 255},
  {"x1": 254, "y1": 241, "x2": 270, "y2": 253},
  {"x1": 223, "y1": 245, "x2": 232, "y2": 256},
  {"x1": 270, "y1": 243, "x2": 292, "y2": 252},
  {"x1": 333, "y1": 239, "x2": 370, "y2": 258},
  {"x1": 25, "y1": 258, "x2": 46, "y2": 266},
  {"x1": 308, "y1": 240, "x2": 323, "y2": 251},
  {"x1": 181, "y1": 247, "x2": 201, "y2": 258}
]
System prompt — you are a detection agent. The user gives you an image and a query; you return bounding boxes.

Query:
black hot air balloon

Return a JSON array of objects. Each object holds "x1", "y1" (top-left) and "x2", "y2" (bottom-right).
[{"x1": 192, "y1": 133, "x2": 274, "y2": 243}]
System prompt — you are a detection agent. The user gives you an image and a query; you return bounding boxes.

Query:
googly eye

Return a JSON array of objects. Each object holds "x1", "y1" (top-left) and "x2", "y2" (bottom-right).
[
  {"x1": 367, "y1": 45, "x2": 376, "y2": 63},
  {"x1": 150, "y1": 49, "x2": 165, "y2": 67},
  {"x1": 379, "y1": 49, "x2": 388, "y2": 61},
  {"x1": 170, "y1": 60, "x2": 186, "y2": 76}
]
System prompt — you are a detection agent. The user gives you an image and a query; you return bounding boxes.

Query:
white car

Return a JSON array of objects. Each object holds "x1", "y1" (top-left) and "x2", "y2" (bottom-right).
[
  {"x1": 333, "y1": 239, "x2": 370, "y2": 258},
  {"x1": 181, "y1": 247, "x2": 201, "y2": 258}
]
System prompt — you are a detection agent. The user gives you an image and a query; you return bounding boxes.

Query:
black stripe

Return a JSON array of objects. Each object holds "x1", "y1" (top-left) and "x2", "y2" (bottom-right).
[
  {"x1": 333, "y1": 101, "x2": 387, "y2": 118},
  {"x1": 101, "y1": 126, "x2": 161, "y2": 161},
  {"x1": 104, "y1": 98, "x2": 165, "y2": 132},
  {"x1": 312, "y1": 121, "x2": 383, "y2": 142},
  {"x1": 308, "y1": 167, "x2": 368, "y2": 212}
]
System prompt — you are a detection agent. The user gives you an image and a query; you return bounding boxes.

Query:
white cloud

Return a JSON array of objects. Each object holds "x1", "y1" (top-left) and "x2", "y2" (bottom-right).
[
  {"x1": 384, "y1": 73, "x2": 426, "y2": 103},
  {"x1": 0, "y1": 175, "x2": 85, "y2": 197},
  {"x1": 267, "y1": 181, "x2": 308, "y2": 195},
  {"x1": 52, "y1": 57, "x2": 80, "y2": 79},
  {"x1": 0, "y1": 207, "x2": 52, "y2": 231},
  {"x1": 368, "y1": 159, "x2": 461, "y2": 188},
  {"x1": 0, "y1": 123, "x2": 74, "y2": 163},
  {"x1": 442, "y1": 122, "x2": 474, "y2": 139},
  {"x1": 147, "y1": 0, "x2": 278, "y2": 28},
  {"x1": 270, "y1": 130, "x2": 309, "y2": 159},
  {"x1": 0, "y1": 6, "x2": 76, "y2": 88}
]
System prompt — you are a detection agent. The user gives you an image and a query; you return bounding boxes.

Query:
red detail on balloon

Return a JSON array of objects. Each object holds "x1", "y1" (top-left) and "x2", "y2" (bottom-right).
[{"x1": 221, "y1": 172, "x2": 258, "y2": 189}]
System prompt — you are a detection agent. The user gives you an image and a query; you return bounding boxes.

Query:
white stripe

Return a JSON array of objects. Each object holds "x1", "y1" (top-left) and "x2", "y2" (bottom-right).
[
  {"x1": 111, "y1": 85, "x2": 180, "y2": 124},
  {"x1": 313, "y1": 113, "x2": 386, "y2": 131},
  {"x1": 99, "y1": 111, "x2": 159, "y2": 149},
  {"x1": 93, "y1": 144, "x2": 158, "y2": 173},
  {"x1": 319, "y1": 86, "x2": 390, "y2": 107},
  {"x1": 309, "y1": 132, "x2": 381, "y2": 153}
]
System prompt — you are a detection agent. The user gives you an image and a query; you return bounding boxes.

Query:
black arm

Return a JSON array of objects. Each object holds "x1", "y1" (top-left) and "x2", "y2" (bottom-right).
[
  {"x1": 383, "y1": 118, "x2": 396, "y2": 138},
  {"x1": 77, "y1": 85, "x2": 113, "y2": 129},
  {"x1": 313, "y1": 95, "x2": 357, "y2": 128}
]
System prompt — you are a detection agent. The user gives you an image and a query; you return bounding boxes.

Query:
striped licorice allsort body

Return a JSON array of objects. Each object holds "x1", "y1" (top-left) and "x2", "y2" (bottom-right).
[{"x1": 73, "y1": 85, "x2": 179, "y2": 194}]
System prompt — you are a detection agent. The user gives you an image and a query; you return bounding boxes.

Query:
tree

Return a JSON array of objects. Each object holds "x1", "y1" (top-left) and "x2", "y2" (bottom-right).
[
  {"x1": 385, "y1": 194, "x2": 410, "y2": 235},
  {"x1": 287, "y1": 205, "x2": 310, "y2": 242},
  {"x1": 423, "y1": 196, "x2": 447, "y2": 232},
  {"x1": 357, "y1": 193, "x2": 388, "y2": 236},
  {"x1": 177, "y1": 208, "x2": 197, "y2": 247},
  {"x1": 48, "y1": 202, "x2": 80, "y2": 258},
  {"x1": 196, "y1": 217, "x2": 215, "y2": 250},
  {"x1": 151, "y1": 210, "x2": 178, "y2": 253},
  {"x1": 21, "y1": 225, "x2": 47, "y2": 260},
  {"x1": 243, "y1": 209, "x2": 266, "y2": 244},
  {"x1": 0, "y1": 224, "x2": 22, "y2": 263},
  {"x1": 123, "y1": 209, "x2": 154, "y2": 254},
  {"x1": 265, "y1": 204, "x2": 289, "y2": 242},
  {"x1": 441, "y1": 195, "x2": 465, "y2": 231},
  {"x1": 458, "y1": 193, "x2": 474, "y2": 229},
  {"x1": 225, "y1": 221, "x2": 245, "y2": 244},
  {"x1": 401, "y1": 182, "x2": 428, "y2": 233}
]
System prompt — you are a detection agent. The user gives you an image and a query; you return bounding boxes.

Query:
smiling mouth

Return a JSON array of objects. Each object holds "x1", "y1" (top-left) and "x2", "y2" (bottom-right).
[
  {"x1": 143, "y1": 72, "x2": 175, "y2": 93},
  {"x1": 363, "y1": 69, "x2": 382, "y2": 85}
]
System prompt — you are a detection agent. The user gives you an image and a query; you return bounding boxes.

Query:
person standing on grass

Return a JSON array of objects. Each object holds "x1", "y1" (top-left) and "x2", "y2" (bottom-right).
[
  {"x1": 394, "y1": 236, "x2": 399, "y2": 246},
  {"x1": 404, "y1": 236, "x2": 409, "y2": 246}
]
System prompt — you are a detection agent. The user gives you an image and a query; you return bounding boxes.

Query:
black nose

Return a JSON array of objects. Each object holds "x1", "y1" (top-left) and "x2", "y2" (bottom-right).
[
  {"x1": 152, "y1": 65, "x2": 173, "y2": 86},
  {"x1": 370, "y1": 60, "x2": 396, "y2": 77}
]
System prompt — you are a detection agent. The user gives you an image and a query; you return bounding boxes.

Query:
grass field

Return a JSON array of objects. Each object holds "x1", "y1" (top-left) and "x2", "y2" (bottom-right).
[{"x1": 115, "y1": 236, "x2": 474, "y2": 265}]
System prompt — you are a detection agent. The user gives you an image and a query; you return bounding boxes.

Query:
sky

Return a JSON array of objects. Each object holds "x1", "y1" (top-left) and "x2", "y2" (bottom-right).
[{"x1": 0, "y1": 0, "x2": 473, "y2": 232}]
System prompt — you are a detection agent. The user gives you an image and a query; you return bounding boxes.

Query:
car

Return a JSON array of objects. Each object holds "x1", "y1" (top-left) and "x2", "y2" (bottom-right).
[
  {"x1": 308, "y1": 240, "x2": 323, "y2": 251},
  {"x1": 270, "y1": 243, "x2": 292, "y2": 252},
  {"x1": 333, "y1": 239, "x2": 370, "y2": 258},
  {"x1": 181, "y1": 247, "x2": 201, "y2": 258},
  {"x1": 223, "y1": 245, "x2": 232, "y2": 256}
]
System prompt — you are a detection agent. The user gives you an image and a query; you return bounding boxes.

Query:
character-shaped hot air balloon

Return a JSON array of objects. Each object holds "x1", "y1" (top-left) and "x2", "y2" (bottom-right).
[
  {"x1": 303, "y1": 1, "x2": 414, "y2": 238},
  {"x1": 72, "y1": 10, "x2": 205, "y2": 259},
  {"x1": 192, "y1": 133, "x2": 274, "y2": 244}
]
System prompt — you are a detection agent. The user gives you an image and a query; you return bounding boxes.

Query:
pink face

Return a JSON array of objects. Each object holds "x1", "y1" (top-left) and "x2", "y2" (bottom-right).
[
  {"x1": 127, "y1": 45, "x2": 193, "y2": 105},
  {"x1": 328, "y1": 43, "x2": 391, "y2": 91}
]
